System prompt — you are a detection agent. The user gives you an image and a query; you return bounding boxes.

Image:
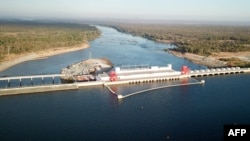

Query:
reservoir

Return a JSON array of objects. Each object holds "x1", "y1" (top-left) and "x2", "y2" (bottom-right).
[{"x1": 0, "y1": 26, "x2": 250, "y2": 141}]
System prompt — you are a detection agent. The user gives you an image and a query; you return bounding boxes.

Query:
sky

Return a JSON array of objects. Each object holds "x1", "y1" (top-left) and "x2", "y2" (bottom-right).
[{"x1": 0, "y1": 0, "x2": 249, "y2": 22}]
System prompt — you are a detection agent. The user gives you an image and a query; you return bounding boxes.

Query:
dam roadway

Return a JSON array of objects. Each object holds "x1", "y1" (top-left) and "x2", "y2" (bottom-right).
[{"x1": 0, "y1": 67, "x2": 250, "y2": 98}]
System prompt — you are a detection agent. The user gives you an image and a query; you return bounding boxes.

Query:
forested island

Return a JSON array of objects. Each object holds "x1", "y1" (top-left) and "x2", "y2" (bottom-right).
[
  {"x1": 0, "y1": 21, "x2": 101, "y2": 62},
  {"x1": 110, "y1": 24, "x2": 250, "y2": 67}
]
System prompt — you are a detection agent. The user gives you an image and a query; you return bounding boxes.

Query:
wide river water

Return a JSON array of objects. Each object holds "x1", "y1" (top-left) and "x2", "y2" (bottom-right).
[{"x1": 0, "y1": 26, "x2": 250, "y2": 141}]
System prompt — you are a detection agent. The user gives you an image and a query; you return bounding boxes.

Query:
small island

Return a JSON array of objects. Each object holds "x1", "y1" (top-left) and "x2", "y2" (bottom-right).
[{"x1": 61, "y1": 58, "x2": 113, "y2": 83}]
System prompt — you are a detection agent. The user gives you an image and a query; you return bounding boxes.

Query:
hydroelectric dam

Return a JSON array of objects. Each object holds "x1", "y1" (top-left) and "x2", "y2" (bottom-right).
[{"x1": 0, "y1": 65, "x2": 249, "y2": 99}]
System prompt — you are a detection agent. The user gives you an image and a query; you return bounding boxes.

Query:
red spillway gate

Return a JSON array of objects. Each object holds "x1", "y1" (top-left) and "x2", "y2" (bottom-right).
[
  {"x1": 109, "y1": 71, "x2": 118, "y2": 81},
  {"x1": 181, "y1": 66, "x2": 189, "y2": 74}
]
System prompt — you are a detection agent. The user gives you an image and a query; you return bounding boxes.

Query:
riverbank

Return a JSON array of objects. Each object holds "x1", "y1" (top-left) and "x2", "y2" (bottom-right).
[
  {"x1": 168, "y1": 50, "x2": 227, "y2": 68},
  {"x1": 168, "y1": 49, "x2": 250, "y2": 68},
  {"x1": 154, "y1": 37, "x2": 250, "y2": 68},
  {"x1": 0, "y1": 43, "x2": 89, "y2": 72},
  {"x1": 110, "y1": 24, "x2": 250, "y2": 68}
]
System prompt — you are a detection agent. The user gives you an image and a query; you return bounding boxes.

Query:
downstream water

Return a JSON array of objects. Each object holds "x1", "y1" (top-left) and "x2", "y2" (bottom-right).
[{"x1": 0, "y1": 26, "x2": 250, "y2": 141}]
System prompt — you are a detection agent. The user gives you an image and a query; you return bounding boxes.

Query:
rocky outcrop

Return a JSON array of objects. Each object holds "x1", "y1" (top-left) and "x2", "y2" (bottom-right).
[{"x1": 61, "y1": 58, "x2": 112, "y2": 82}]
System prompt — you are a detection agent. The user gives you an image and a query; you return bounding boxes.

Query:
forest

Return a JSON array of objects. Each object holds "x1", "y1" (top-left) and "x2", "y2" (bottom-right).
[
  {"x1": 0, "y1": 21, "x2": 100, "y2": 61},
  {"x1": 110, "y1": 24, "x2": 250, "y2": 56}
]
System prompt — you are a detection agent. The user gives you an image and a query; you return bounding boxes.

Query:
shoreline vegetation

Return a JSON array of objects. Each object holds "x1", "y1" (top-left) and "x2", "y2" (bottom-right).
[
  {"x1": 0, "y1": 43, "x2": 89, "y2": 72},
  {"x1": 110, "y1": 24, "x2": 250, "y2": 68},
  {"x1": 166, "y1": 49, "x2": 227, "y2": 68},
  {"x1": 0, "y1": 21, "x2": 100, "y2": 72}
]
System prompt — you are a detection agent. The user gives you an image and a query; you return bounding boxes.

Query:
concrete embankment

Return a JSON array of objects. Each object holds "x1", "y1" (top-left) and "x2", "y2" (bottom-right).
[
  {"x1": 0, "y1": 75, "x2": 186, "y2": 96},
  {"x1": 77, "y1": 81, "x2": 103, "y2": 87},
  {"x1": 0, "y1": 84, "x2": 78, "y2": 96}
]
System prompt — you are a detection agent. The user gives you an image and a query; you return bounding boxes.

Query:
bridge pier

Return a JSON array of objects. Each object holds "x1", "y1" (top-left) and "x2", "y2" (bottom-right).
[
  {"x1": 42, "y1": 77, "x2": 44, "y2": 84},
  {"x1": 8, "y1": 79, "x2": 10, "y2": 88},
  {"x1": 31, "y1": 77, "x2": 33, "y2": 86},
  {"x1": 52, "y1": 76, "x2": 55, "y2": 84},
  {"x1": 19, "y1": 78, "x2": 22, "y2": 87}
]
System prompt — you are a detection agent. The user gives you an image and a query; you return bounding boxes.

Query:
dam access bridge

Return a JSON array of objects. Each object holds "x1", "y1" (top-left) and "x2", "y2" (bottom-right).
[
  {"x1": 0, "y1": 74, "x2": 65, "y2": 87},
  {"x1": 0, "y1": 66, "x2": 250, "y2": 98}
]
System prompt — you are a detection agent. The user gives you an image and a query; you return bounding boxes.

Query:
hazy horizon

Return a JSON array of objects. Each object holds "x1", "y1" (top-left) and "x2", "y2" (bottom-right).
[{"x1": 0, "y1": 0, "x2": 250, "y2": 25}]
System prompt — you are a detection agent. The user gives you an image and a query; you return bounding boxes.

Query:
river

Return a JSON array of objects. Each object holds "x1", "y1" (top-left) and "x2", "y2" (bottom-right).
[{"x1": 0, "y1": 26, "x2": 249, "y2": 141}]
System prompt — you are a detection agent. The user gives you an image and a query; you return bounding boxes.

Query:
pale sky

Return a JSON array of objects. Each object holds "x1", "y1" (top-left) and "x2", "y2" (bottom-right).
[{"x1": 0, "y1": 0, "x2": 249, "y2": 22}]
